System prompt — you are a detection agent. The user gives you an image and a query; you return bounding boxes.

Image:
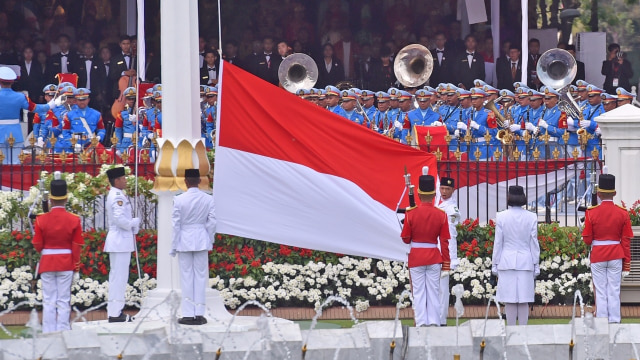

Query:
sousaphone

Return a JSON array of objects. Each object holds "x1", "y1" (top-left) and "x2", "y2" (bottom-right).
[
  {"x1": 278, "y1": 53, "x2": 318, "y2": 93},
  {"x1": 393, "y1": 44, "x2": 434, "y2": 87}
]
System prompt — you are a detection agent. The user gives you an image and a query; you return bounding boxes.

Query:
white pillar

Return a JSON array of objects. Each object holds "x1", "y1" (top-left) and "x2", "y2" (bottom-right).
[
  {"x1": 121, "y1": 0, "x2": 137, "y2": 36},
  {"x1": 137, "y1": 0, "x2": 230, "y2": 321},
  {"x1": 596, "y1": 104, "x2": 640, "y2": 205}
]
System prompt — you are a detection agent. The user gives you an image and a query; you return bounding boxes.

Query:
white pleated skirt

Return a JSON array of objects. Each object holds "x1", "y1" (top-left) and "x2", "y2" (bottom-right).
[{"x1": 496, "y1": 269, "x2": 535, "y2": 303}]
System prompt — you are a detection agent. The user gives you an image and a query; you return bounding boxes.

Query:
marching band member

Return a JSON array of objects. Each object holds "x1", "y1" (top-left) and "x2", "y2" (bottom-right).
[
  {"x1": 104, "y1": 167, "x2": 140, "y2": 322},
  {"x1": 615, "y1": 87, "x2": 635, "y2": 106},
  {"x1": 582, "y1": 174, "x2": 632, "y2": 324},
  {"x1": 171, "y1": 168, "x2": 217, "y2": 325},
  {"x1": 465, "y1": 88, "x2": 497, "y2": 160},
  {"x1": 33, "y1": 84, "x2": 61, "y2": 148},
  {"x1": 473, "y1": 79, "x2": 488, "y2": 89},
  {"x1": 498, "y1": 89, "x2": 516, "y2": 119},
  {"x1": 536, "y1": 87, "x2": 567, "y2": 159},
  {"x1": 374, "y1": 91, "x2": 391, "y2": 134},
  {"x1": 575, "y1": 80, "x2": 590, "y2": 108},
  {"x1": 340, "y1": 90, "x2": 365, "y2": 125},
  {"x1": 581, "y1": 85, "x2": 605, "y2": 159},
  {"x1": 406, "y1": 89, "x2": 442, "y2": 138},
  {"x1": 508, "y1": 87, "x2": 531, "y2": 158},
  {"x1": 361, "y1": 90, "x2": 377, "y2": 126},
  {"x1": 492, "y1": 185, "x2": 540, "y2": 326},
  {"x1": 32, "y1": 177, "x2": 84, "y2": 332},
  {"x1": 523, "y1": 89, "x2": 545, "y2": 160},
  {"x1": 153, "y1": 90, "x2": 163, "y2": 138},
  {"x1": 401, "y1": 173, "x2": 450, "y2": 327},
  {"x1": 387, "y1": 88, "x2": 401, "y2": 124},
  {"x1": 56, "y1": 88, "x2": 105, "y2": 153},
  {"x1": 317, "y1": 89, "x2": 327, "y2": 108},
  {"x1": 114, "y1": 87, "x2": 138, "y2": 154},
  {"x1": 204, "y1": 86, "x2": 218, "y2": 148},
  {"x1": 307, "y1": 88, "x2": 319, "y2": 105},
  {"x1": 483, "y1": 85, "x2": 500, "y2": 104},
  {"x1": 325, "y1": 85, "x2": 347, "y2": 118},
  {"x1": 602, "y1": 93, "x2": 618, "y2": 112},
  {"x1": 0, "y1": 67, "x2": 62, "y2": 163},
  {"x1": 296, "y1": 88, "x2": 308, "y2": 100},
  {"x1": 395, "y1": 90, "x2": 413, "y2": 143},
  {"x1": 436, "y1": 177, "x2": 460, "y2": 326},
  {"x1": 452, "y1": 89, "x2": 472, "y2": 152}
]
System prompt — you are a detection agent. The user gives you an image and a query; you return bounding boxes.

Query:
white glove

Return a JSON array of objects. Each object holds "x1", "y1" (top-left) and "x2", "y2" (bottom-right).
[
  {"x1": 129, "y1": 115, "x2": 137, "y2": 123},
  {"x1": 169, "y1": 250, "x2": 177, "y2": 258},
  {"x1": 131, "y1": 217, "x2": 141, "y2": 230},
  {"x1": 115, "y1": 150, "x2": 122, "y2": 157},
  {"x1": 440, "y1": 271, "x2": 449, "y2": 278},
  {"x1": 509, "y1": 124, "x2": 521, "y2": 132},
  {"x1": 456, "y1": 122, "x2": 467, "y2": 131},
  {"x1": 96, "y1": 135, "x2": 101, "y2": 141},
  {"x1": 491, "y1": 265, "x2": 498, "y2": 276},
  {"x1": 622, "y1": 271, "x2": 630, "y2": 279},
  {"x1": 132, "y1": 224, "x2": 140, "y2": 235},
  {"x1": 579, "y1": 119, "x2": 591, "y2": 128},
  {"x1": 72, "y1": 272, "x2": 80, "y2": 285},
  {"x1": 454, "y1": 129, "x2": 460, "y2": 138},
  {"x1": 432, "y1": 121, "x2": 443, "y2": 126},
  {"x1": 534, "y1": 264, "x2": 540, "y2": 277},
  {"x1": 74, "y1": 143, "x2": 82, "y2": 152},
  {"x1": 470, "y1": 121, "x2": 480, "y2": 130},
  {"x1": 394, "y1": 120, "x2": 402, "y2": 129},
  {"x1": 36, "y1": 137, "x2": 44, "y2": 147},
  {"x1": 538, "y1": 119, "x2": 548, "y2": 129},
  {"x1": 147, "y1": 132, "x2": 154, "y2": 139},
  {"x1": 566, "y1": 118, "x2": 575, "y2": 127},
  {"x1": 595, "y1": 126, "x2": 601, "y2": 136},
  {"x1": 525, "y1": 122, "x2": 537, "y2": 133},
  {"x1": 450, "y1": 258, "x2": 459, "y2": 271}
]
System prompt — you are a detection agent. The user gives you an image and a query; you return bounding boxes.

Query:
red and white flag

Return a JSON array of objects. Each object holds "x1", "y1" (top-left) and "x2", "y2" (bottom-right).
[{"x1": 213, "y1": 62, "x2": 436, "y2": 261}]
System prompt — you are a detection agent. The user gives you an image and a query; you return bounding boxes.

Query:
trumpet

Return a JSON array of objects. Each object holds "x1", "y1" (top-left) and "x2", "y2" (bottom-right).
[{"x1": 483, "y1": 96, "x2": 508, "y2": 128}]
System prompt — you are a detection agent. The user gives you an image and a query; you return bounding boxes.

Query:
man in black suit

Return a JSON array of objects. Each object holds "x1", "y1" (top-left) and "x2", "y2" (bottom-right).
[
  {"x1": 77, "y1": 42, "x2": 104, "y2": 109},
  {"x1": 246, "y1": 36, "x2": 280, "y2": 85},
  {"x1": 526, "y1": 38, "x2": 542, "y2": 90},
  {"x1": 16, "y1": 47, "x2": 43, "y2": 102},
  {"x1": 46, "y1": 34, "x2": 79, "y2": 84},
  {"x1": 565, "y1": 45, "x2": 585, "y2": 86},
  {"x1": 109, "y1": 35, "x2": 137, "y2": 99},
  {"x1": 601, "y1": 43, "x2": 634, "y2": 93},
  {"x1": 430, "y1": 32, "x2": 454, "y2": 86},
  {"x1": 452, "y1": 35, "x2": 485, "y2": 90},
  {"x1": 200, "y1": 50, "x2": 220, "y2": 85},
  {"x1": 223, "y1": 40, "x2": 244, "y2": 70},
  {"x1": 496, "y1": 45, "x2": 522, "y2": 91}
]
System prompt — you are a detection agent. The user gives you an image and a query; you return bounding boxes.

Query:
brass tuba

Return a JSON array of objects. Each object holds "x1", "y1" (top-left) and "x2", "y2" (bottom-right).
[
  {"x1": 393, "y1": 44, "x2": 433, "y2": 88},
  {"x1": 278, "y1": 53, "x2": 319, "y2": 93},
  {"x1": 483, "y1": 96, "x2": 508, "y2": 128},
  {"x1": 537, "y1": 48, "x2": 582, "y2": 120}
]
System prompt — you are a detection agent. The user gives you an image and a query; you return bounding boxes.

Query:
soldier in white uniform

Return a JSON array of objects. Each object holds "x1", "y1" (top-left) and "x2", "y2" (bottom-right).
[
  {"x1": 436, "y1": 177, "x2": 461, "y2": 326},
  {"x1": 492, "y1": 185, "x2": 540, "y2": 326},
  {"x1": 104, "y1": 167, "x2": 140, "y2": 322},
  {"x1": 171, "y1": 169, "x2": 216, "y2": 325}
]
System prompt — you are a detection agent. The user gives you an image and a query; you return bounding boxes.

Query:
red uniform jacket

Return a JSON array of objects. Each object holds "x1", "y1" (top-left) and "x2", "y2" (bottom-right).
[
  {"x1": 32, "y1": 207, "x2": 84, "y2": 273},
  {"x1": 401, "y1": 202, "x2": 451, "y2": 269},
  {"x1": 582, "y1": 200, "x2": 632, "y2": 271}
]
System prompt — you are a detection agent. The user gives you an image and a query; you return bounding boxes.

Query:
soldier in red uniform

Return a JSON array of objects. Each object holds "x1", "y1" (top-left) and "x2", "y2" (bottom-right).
[
  {"x1": 582, "y1": 174, "x2": 632, "y2": 323},
  {"x1": 401, "y1": 174, "x2": 451, "y2": 326},
  {"x1": 32, "y1": 178, "x2": 84, "y2": 333}
]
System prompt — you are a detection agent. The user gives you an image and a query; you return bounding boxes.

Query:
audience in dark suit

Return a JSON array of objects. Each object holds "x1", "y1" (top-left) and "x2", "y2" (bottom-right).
[
  {"x1": 452, "y1": 35, "x2": 485, "y2": 90},
  {"x1": 316, "y1": 43, "x2": 344, "y2": 88},
  {"x1": 496, "y1": 45, "x2": 522, "y2": 91}
]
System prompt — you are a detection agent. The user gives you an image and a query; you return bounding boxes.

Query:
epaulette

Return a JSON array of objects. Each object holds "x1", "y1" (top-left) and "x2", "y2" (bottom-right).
[
  {"x1": 616, "y1": 204, "x2": 627, "y2": 210},
  {"x1": 435, "y1": 207, "x2": 446, "y2": 213},
  {"x1": 406, "y1": 206, "x2": 417, "y2": 212},
  {"x1": 587, "y1": 204, "x2": 600, "y2": 210}
]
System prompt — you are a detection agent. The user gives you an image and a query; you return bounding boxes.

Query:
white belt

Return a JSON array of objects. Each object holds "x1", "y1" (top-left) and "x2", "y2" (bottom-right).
[
  {"x1": 592, "y1": 240, "x2": 619, "y2": 246},
  {"x1": 411, "y1": 242, "x2": 438, "y2": 249},
  {"x1": 42, "y1": 248, "x2": 72, "y2": 255},
  {"x1": 124, "y1": 133, "x2": 133, "y2": 138},
  {"x1": 475, "y1": 138, "x2": 486, "y2": 143},
  {"x1": 0, "y1": 119, "x2": 19, "y2": 125},
  {"x1": 548, "y1": 137, "x2": 558, "y2": 142},
  {"x1": 72, "y1": 134, "x2": 87, "y2": 139},
  {"x1": 182, "y1": 224, "x2": 206, "y2": 230}
]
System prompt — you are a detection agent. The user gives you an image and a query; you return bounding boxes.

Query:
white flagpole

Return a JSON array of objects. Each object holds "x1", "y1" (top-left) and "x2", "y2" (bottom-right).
[{"x1": 521, "y1": 0, "x2": 529, "y2": 84}]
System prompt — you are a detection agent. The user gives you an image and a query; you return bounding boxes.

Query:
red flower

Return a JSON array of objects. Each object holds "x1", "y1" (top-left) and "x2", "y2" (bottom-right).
[
  {"x1": 240, "y1": 266, "x2": 248, "y2": 276},
  {"x1": 250, "y1": 260, "x2": 261, "y2": 268},
  {"x1": 279, "y1": 245, "x2": 292, "y2": 256}
]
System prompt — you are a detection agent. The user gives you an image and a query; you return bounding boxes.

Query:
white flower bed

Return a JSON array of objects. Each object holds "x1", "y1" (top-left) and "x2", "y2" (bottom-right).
[{"x1": 0, "y1": 255, "x2": 592, "y2": 312}]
